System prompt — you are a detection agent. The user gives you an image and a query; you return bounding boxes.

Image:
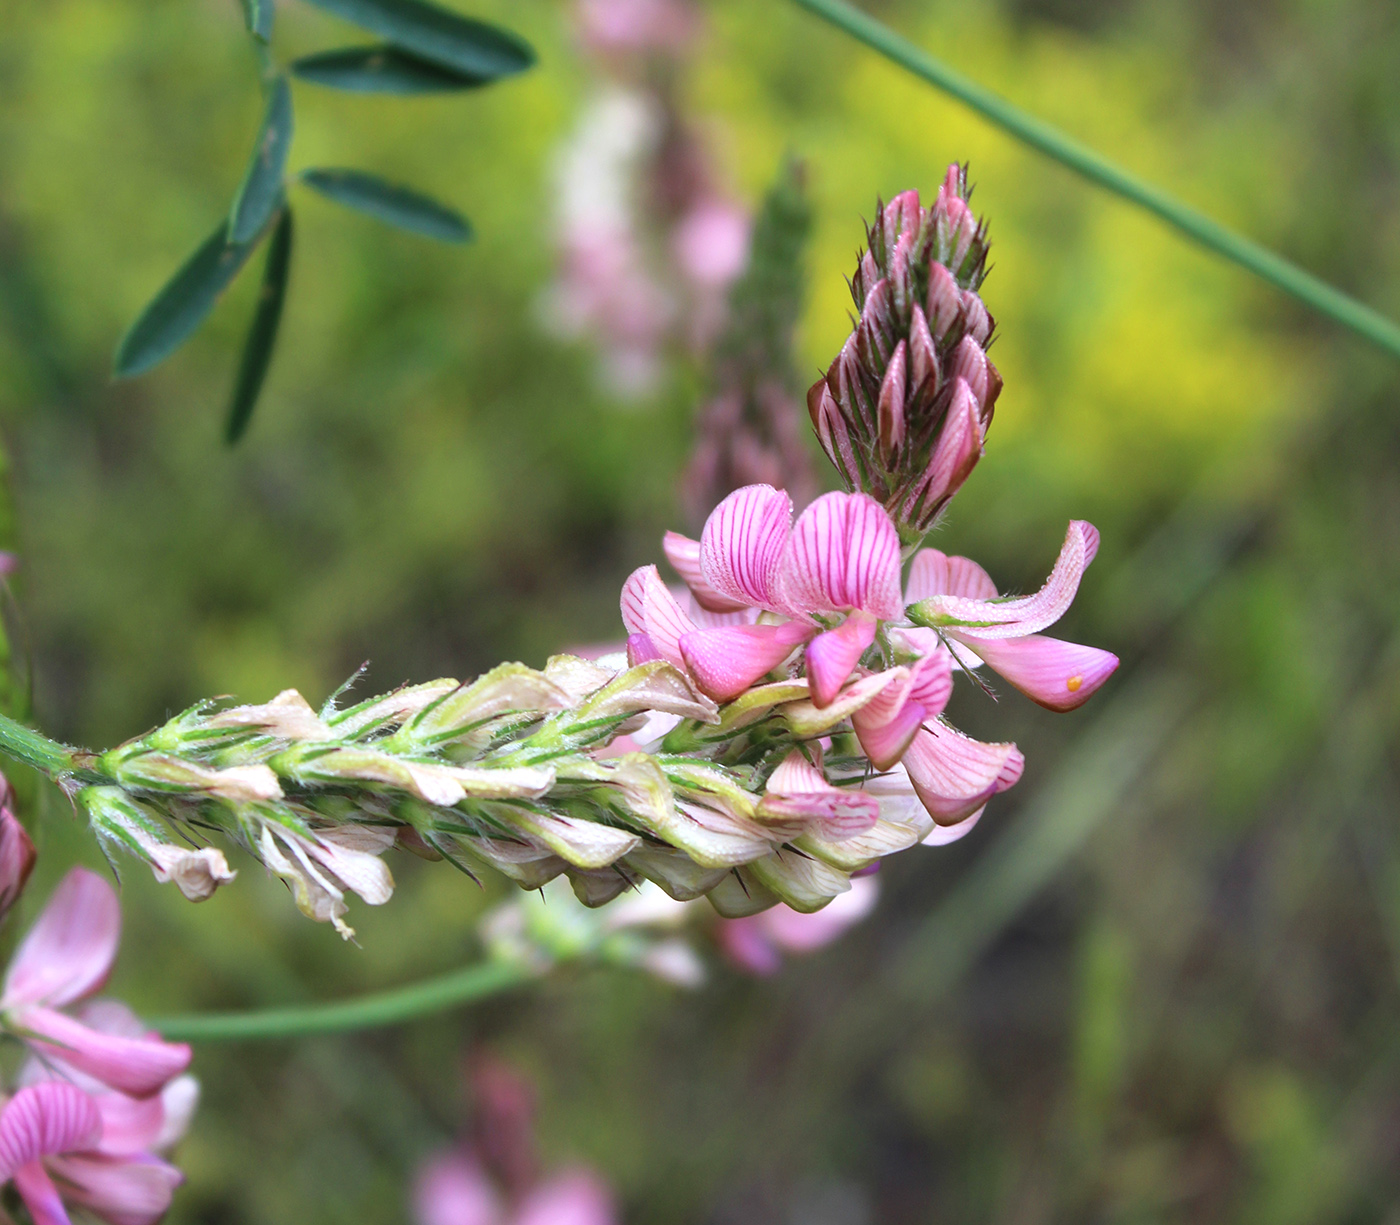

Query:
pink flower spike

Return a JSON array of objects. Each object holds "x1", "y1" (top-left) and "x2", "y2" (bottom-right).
[
  {"x1": 662, "y1": 532, "x2": 749, "y2": 614},
  {"x1": 20, "y1": 1008, "x2": 191, "y2": 1099},
  {"x1": 700, "y1": 484, "x2": 792, "y2": 610},
  {"x1": 515, "y1": 1169, "x2": 618, "y2": 1225},
  {"x1": 0, "y1": 1084, "x2": 102, "y2": 1182},
  {"x1": 959, "y1": 634, "x2": 1120, "y2": 712},
  {"x1": 44, "y1": 1153, "x2": 184, "y2": 1225},
  {"x1": 780, "y1": 492, "x2": 902, "y2": 619},
  {"x1": 910, "y1": 520, "x2": 1100, "y2": 640},
  {"x1": 679, "y1": 622, "x2": 813, "y2": 703},
  {"x1": 413, "y1": 1151, "x2": 502, "y2": 1225},
  {"x1": 804, "y1": 612, "x2": 878, "y2": 709},
  {"x1": 3, "y1": 868, "x2": 120, "y2": 1010},
  {"x1": 902, "y1": 724, "x2": 1023, "y2": 825},
  {"x1": 758, "y1": 750, "x2": 878, "y2": 839},
  {"x1": 619, "y1": 565, "x2": 695, "y2": 670}
]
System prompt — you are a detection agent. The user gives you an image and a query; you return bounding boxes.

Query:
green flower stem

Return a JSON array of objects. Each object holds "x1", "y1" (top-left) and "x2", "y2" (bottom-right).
[
  {"x1": 149, "y1": 960, "x2": 533, "y2": 1042},
  {"x1": 788, "y1": 0, "x2": 1400, "y2": 361},
  {"x1": 0, "y1": 712, "x2": 76, "y2": 776}
]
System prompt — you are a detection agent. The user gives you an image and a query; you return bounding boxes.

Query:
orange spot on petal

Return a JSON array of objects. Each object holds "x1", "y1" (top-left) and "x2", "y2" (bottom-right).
[{"x1": 1066, "y1": 675, "x2": 1083, "y2": 692}]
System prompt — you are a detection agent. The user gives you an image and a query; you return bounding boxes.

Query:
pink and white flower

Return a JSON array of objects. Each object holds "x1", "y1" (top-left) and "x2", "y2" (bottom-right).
[
  {"x1": 905, "y1": 521, "x2": 1120, "y2": 712},
  {"x1": 716, "y1": 874, "x2": 881, "y2": 975},
  {"x1": 0, "y1": 869, "x2": 191, "y2": 1100}
]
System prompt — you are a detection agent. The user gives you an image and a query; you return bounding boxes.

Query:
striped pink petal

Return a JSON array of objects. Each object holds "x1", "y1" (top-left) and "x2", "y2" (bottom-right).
[
  {"x1": 4, "y1": 868, "x2": 120, "y2": 1009},
  {"x1": 902, "y1": 723, "x2": 1023, "y2": 825},
  {"x1": 44, "y1": 1153, "x2": 184, "y2": 1225},
  {"x1": 957, "y1": 634, "x2": 1119, "y2": 711},
  {"x1": 854, "y1": 698, "x2": 926, "y2": 772},
  {"x1": 779, "y1": 492, "x2": 902, "y2": 618},
  {"x1": 14, "y1": 1161, "x2": 74, "y2": 1225},
  {"x1": 679, "y1": 622, "x2": 813, "y2": 703},
  {"x1": 910, "y1": 377, "x2": 982, "y2": 522},
  {"x1": 804, "y1": 612, "x2": 878, "y2": 708},
  {"x1": 0, "y1": 1084, "x2": 102, "y2": 1181},
  {"x1": 905, "y1": 548, "x2": 998, "y2": 604},
  {"x1": 20, "y1": 1008, "x2": 191, "y2": 1099},
  {"x1": 625, "y1": 632, "x2": 661, "y2": 667},
  {"x1": 699, "y1": 484, "x2": 792, "y2": 610},
  {"x1": 619, "y1": 565, "x2": 695, "y2": 670},
  {"x1": 757, "y1": 751, "x2": 878, "y2": 840},
  {"x1": 662, "y1": 532, "x2": 749, "y2": 613},
  {"x1": 908, "y1": 521, "x2": 1100, "y2": 640}
]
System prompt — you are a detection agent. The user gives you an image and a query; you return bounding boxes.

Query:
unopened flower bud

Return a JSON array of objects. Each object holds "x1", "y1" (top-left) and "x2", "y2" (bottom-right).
[
  {"x1": 0, "y1": 776, "x2": 35, "y2": 923},
  {"x1": 810, "y1": 165, "x2": 998, "y2": 536}
]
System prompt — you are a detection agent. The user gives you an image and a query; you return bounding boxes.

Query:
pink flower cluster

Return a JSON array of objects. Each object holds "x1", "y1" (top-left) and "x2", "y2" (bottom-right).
[
  {"x1": 0, "y1": 868, "x2": 194, "y2": 1225},
  {"x1": 623, "y1": 484, "x2": 1118, "y2": 835}
]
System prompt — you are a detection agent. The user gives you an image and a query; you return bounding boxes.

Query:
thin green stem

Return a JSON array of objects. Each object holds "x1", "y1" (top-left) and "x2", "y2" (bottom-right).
[
  {"x1": 149, "y1": 960, "x2": 533, "y2": 1042},
  {"x1": 0, "y1": 712, "x2": 76, "y2": 776},
  {"x1": 788, "y1": 0, "x2": 1400, "y2": 361}
]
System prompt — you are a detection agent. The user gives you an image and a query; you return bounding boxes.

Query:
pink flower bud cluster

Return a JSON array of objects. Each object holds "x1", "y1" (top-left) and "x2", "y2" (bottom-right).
[
  {"x1": 0, "y1": 865, "x2": 196, "y2": 1225},
  {"x1": 809, "y1": 165, "x2": 1001, "y2": 537},
  {"x1": 414, "y1": 1057, "x2": 617, "y2": 1225},
  {"x1": 623, "y1": 483, "x2": 1118, "y2": 841}
]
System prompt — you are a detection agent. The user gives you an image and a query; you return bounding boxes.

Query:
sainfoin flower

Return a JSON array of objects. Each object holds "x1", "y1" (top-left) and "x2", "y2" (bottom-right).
[{"x1": 0, "y1": 868, "x2": 195, "y2": 1225}]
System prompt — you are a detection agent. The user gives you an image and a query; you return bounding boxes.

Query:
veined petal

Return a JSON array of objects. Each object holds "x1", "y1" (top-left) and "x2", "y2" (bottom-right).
[
  {"x1": 757, "y1": 751, "x2": 878, "y2": 840},
  {"x1": 625, "y1": 632, "x2": 661, "y2": 667},
  {"x1": 663, "y1": 531, "x2": 750, "y2": 613},
  {"x1": 4, "y1": 868, "x2": 119, "y2": 1009},
  {"x1": 680, "y1": 622, "x2": 813, "y2": 703},
  {"x1": 15, "y1": 1161, "x2": 75, "y2": 1225},
  {"x1": 90, "y1": 1094, "x2": 164, "y2": 1158},
  {"x1": 911, "y1": 377, "x2": 981, "y2": 521},
  {"x1": 921, "y1": 806, "x2": 985, "y2": 846},
  {"x1": 805, "y1": 612, "x2": 878, "y2": 708},
  {"x1": 20, "y1": 1008, "x2": 191, "y2": 1099},
  {"x1": 699, "y1": 484, "x2": 792, "y2": 609},
  {"x1": 780, "y1": 492, "x2": 902, "y2": 618},
  {"x1": 903, "y1": 723, "x2": 1023, "y2": 825},
  {"x1": 905, "y1": 548, "x2": 998, "y2": 604},
  {"x1": 619, "y1": 566, "x2": 695, "y2": 670},
  {"x1": 907, "y1": 521, "x2": 1101, "y2": 639},
  {"x1": 957, "y1": 633, "x2": 1119, "y2": 711},
  {"x1": 853, "y1": 698, "x2": 925, "y2": 772},
  {"x1": 45, "y1": 1153, "x2": 184, "y2": 1225},
  {"x1": 0, "y1": 1084, "x2": 102, "y2": 1180}
]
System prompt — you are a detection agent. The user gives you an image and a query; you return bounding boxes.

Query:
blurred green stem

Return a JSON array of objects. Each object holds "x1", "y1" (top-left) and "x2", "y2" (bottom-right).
[
  {"x1": 150, "y1": 960, "x2": 532, "y2": 1042},
  {"x1": 0, "y1": 712, "x2": 74, "y2": 775},
  {"x1": 788, "y1": 0, "x2": 1400, "y2": 361}
]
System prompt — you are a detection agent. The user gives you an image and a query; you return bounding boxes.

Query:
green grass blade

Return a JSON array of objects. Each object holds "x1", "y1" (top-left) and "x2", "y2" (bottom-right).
[
  {"x1": 241, "y1": 0, "x2": 274, "y2": 41},
  {"x1": 788, "y1": 0, "x2": 1400, "y2": 361},
  {"x1": 226, "y1": 207, "x2": 294, "y2": 445}
]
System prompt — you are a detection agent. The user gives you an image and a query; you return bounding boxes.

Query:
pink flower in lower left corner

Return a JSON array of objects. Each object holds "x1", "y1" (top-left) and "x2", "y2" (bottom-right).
[{"x1": 0, "y1": 869, "x2": 191, "y2": 1100}]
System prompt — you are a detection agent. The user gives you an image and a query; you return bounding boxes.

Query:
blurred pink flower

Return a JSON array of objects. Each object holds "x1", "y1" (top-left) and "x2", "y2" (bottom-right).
[
  {"x1": 0, "y1": 774, "x2": 36, "y2": 925},
  {"x1": 576, "y1": 0, "x2": 698, "y2": 55},
  {"x1": 0, "y1": 868, "x2": 191, "y2": 1100},
  {"x1": 717, "y1": 874, "x2": 881, "y2": 975},
  {"x1": 672, "y1": 200, "x2": 750, "y2": 288}
]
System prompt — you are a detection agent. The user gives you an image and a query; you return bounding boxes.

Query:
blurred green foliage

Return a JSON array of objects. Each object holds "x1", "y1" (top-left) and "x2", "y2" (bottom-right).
[{"x1": 2, "y1": 0, "x2": 1400, "y2": 1221}]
